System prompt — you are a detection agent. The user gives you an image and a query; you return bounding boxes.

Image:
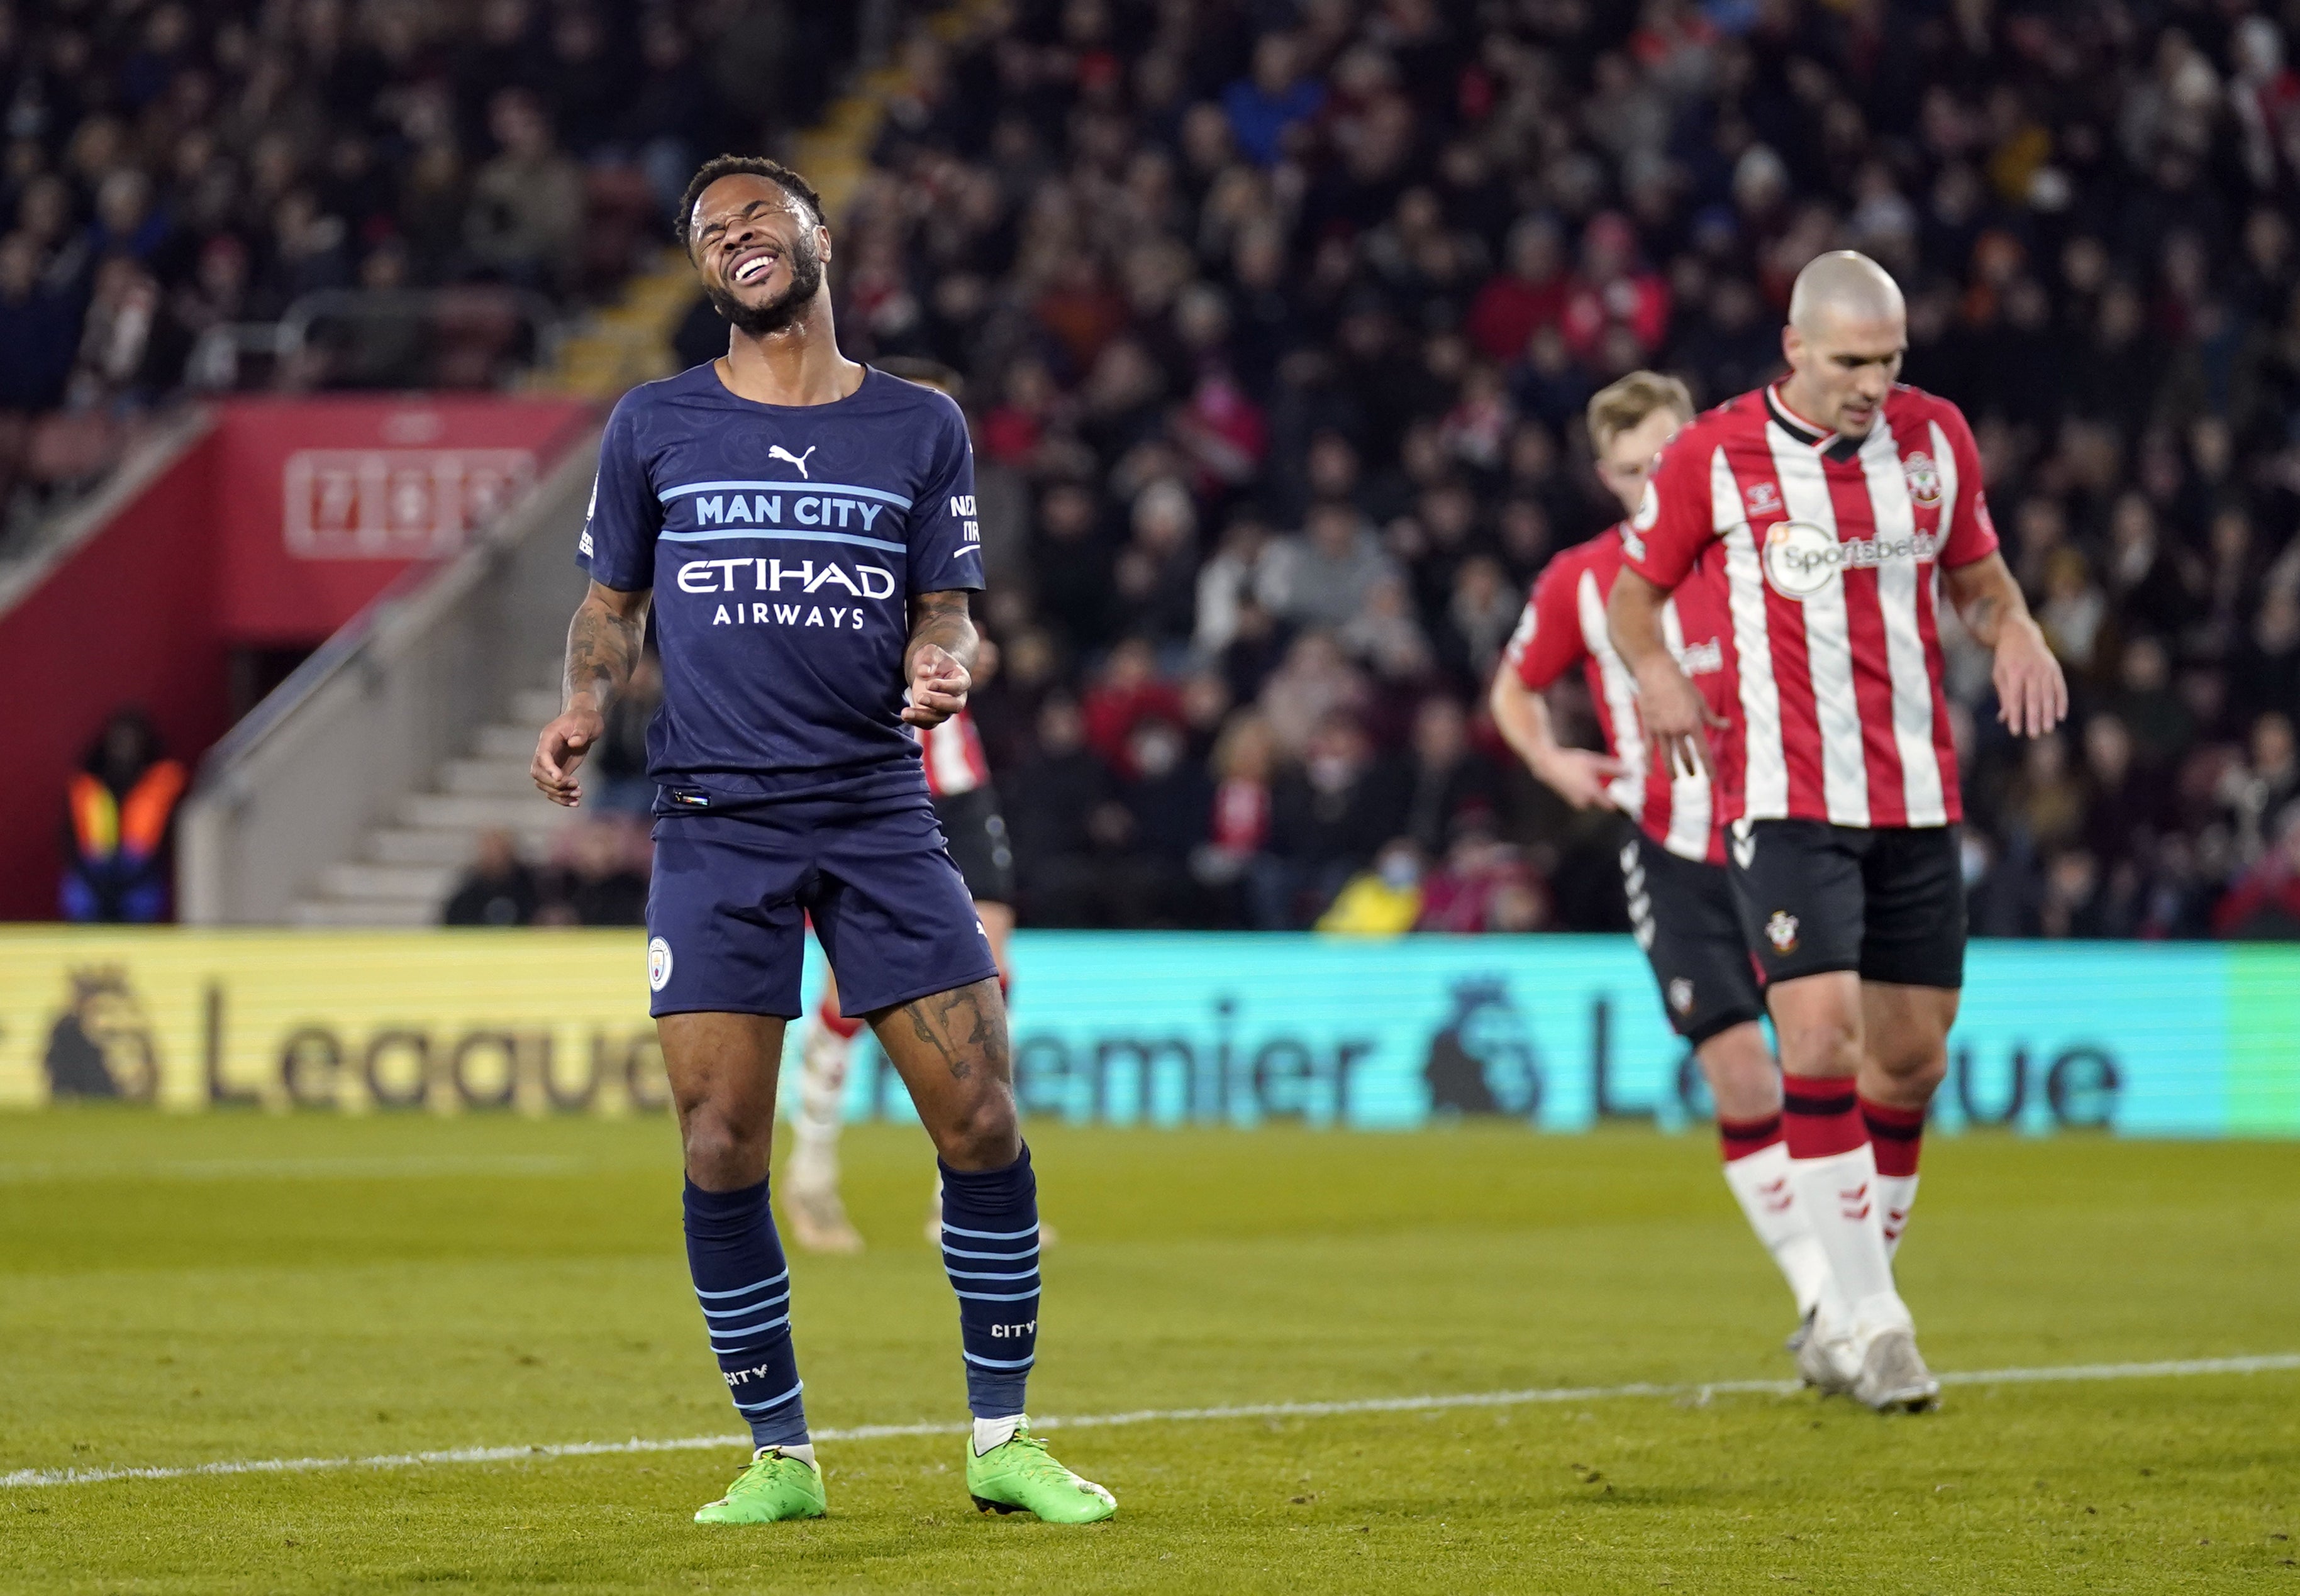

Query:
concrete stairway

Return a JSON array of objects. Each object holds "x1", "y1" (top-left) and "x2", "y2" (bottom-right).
[{"x1": 287, "y1": 685, "x2": 572, "y2": 926}]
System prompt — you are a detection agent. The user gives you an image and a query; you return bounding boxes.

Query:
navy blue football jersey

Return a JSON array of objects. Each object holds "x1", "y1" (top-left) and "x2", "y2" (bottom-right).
[{"x1": 578, "y1": 363, "x2": 983, "y2": 801}]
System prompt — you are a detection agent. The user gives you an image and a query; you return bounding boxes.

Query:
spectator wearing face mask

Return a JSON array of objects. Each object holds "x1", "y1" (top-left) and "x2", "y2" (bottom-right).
[
  {"x1": 1249, "y1": 711, "x2": 1408, "y2": 928},
  {"x1": 1315, "y1": 838, "x2": 1426, "y2": 936}
]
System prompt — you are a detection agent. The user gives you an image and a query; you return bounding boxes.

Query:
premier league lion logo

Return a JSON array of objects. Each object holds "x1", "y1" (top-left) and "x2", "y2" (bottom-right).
[
  {"x1": 44, "y1": 966, "x2": 160, "y2": 1100},
  {"x1": 1423, "y1": 977, "x2": 1544, "y2": 1120}
]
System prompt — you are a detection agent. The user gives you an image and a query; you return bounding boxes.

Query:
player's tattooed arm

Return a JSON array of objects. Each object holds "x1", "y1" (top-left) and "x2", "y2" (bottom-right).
[
  {"x1": 565, "y1": 582, "x2": 652, "y2": 713},
  {"x1": 903, "y1": 589, "x2": 977, "y2": 729},
  {"x1": 532, "y1": 582, "x2": 652, "y2": 806},
  {"x1": 1945, "y1": 552, "x2": 2068, "y2": 738}
]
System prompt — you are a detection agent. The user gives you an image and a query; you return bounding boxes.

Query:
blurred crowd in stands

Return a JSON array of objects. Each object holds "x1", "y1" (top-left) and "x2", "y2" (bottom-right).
[
  {"x1": 0, "y1": 0, "x2": 870, "y2": 530},
  {"x1": 787, "y1": 0, "x2": 2300, "y2": 939},
  {"x1": 26, "y1": 1, "x2": 2300, "y2": 943}
]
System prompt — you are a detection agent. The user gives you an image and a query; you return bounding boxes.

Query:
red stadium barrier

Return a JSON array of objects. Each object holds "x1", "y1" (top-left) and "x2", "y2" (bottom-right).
[{"x1": 0, "y1": 395, "x2": 597, "y2": 921}]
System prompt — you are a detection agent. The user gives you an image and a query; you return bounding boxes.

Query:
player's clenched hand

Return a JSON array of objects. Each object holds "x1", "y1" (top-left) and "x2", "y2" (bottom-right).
[
  {"x1": 1633, "y1": 657, "x2": 1725, "y2": 781},
  {"x1": 1535, "y1": 747, "x2": 1629, "y2": 811},
  {"x1": 903, "y1": 643, "x2": 971, "y2": 728},
  {"x1": 532, "y1": 706, "x2": 605, "y2": 807},
  {"x1": 1992, "y1": 616, "x2": 2069, "y2": 738}
]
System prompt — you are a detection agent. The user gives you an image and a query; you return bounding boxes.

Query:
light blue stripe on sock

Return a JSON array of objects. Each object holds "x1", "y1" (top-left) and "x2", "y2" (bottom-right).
[
  {"x1": 940, "y1": 1244, "x2": 1039, "y2": 1261},
  {"x1": 733, "y1": 1379, "x2": 805, "y2": 1412},
  {"x1": 952, "y1": 1288, "x2": 1039, "y2": 1302},
  {"x1": 940, "y1": 1223, "x2": 1041, "y2": 1241},
  {"x1": 963, "y1": 1351, "x2": 1035, "y2": 1369},
  {"x1": 701, "y1": 1292, "x2": 789, "y2": 1318},
  {"x1": 695, "y1": 1272, "x2": 788, "y2": 1300},
  {"x1": 945, "y1": 1268, "x2": 1039, "y2": 1282},
  {"x1": 708, "y1": 1314, "x2": 791, "y2": 1343}
]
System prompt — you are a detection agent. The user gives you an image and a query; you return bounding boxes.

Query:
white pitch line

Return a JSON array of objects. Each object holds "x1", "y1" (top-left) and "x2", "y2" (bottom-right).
[
  {"x1": 7, "y1": 1353, "x2": 2294, "y2": 1492},
  {"x1": 0, "y1": 1155, "x2": 599, "y2": 1184}
]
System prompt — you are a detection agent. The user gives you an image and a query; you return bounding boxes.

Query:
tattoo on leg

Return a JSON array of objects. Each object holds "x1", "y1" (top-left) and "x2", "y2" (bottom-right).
[
  {"x1": 907, "y1": 1002, "x2": 967, "y2": 1079},
  {"x1": 900, "y1": 982, "x2": 1007, "y2": 1082}
]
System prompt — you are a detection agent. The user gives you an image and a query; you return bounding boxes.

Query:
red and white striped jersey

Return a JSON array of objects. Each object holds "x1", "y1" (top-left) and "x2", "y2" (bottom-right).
[
  {"x1": 1621, "y1": 384, "x2": 1997, "y2": 829},
  {"x1": 1504, "y1": 527, "x2": 1739, "y2": 864},
  {"x1": 918, "y1": 705, "x2": 992, "y2": 797}
]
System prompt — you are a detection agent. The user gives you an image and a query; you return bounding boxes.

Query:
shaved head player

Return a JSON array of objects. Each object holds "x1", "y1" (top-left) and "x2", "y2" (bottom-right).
[
  {"x1": 531, "y1": 155, "x2": 1114, "y2": 1526},
  {"x1": 1608, "y1": 251, "x2": 2067, "y2": 1411}
]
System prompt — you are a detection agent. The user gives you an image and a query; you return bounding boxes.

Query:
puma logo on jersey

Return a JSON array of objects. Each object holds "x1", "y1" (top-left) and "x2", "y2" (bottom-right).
[{"x1": 768, "y1": 444, "x2": 816, "y2": 478}]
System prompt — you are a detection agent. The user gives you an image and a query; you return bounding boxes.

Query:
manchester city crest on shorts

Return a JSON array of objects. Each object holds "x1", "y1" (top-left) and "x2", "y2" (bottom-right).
[
  {"x1": 1902, "y1": 450, "x2": 1942, "y2": 507},
  {"x1": 1765, "y1": 911, "x2": 1799, "y2": 955},
  {"x1": 1668, "y1": 977, "x2": 1694, "y2": 1015},
  {"x1": 647, "y1": 936, "x2": 674, "y2": 992}
]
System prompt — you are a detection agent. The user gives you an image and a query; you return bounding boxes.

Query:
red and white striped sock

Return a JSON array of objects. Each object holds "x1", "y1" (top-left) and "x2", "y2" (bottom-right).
[
  {"x1": 1860, "y1": 1096, "x2": 1925, "y2": 1258},
  {"x1": 1782, "y1": 1074, "x2": 1909, "y2": 1339},
  {"x1": 790, "y1": 995, "x2": 861, "y2": 1187},
  {"x1": 1718, "y1": 1114, "x2": 1831, "y2": 1321}
]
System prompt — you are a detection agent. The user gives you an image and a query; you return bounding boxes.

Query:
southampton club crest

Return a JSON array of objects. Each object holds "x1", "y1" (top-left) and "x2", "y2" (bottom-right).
[
  {"x1": 1902, "y1": 450, "x2": 1942, "y2": 507},
  {"x1": 1765, "y1": 911, "x2": 1800, "y2": 955},
  {"x1": 1743, "y1": 480, "x2": 1782, "y2": 518}
]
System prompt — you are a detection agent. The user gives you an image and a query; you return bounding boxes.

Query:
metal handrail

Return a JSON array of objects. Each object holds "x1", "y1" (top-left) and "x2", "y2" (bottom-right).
[
  {"x1": 278, "y1": 286, "x2": 567, "y2": 369},
  {"x1": 177, "y1": 430, "x2": 601, "y2": 922},
  {"x1": 186, "y1": 287, "x2": 567, "y2": 393},
  {"x1": 189, "y1": 437, "x2": 586, "y2": 799}
]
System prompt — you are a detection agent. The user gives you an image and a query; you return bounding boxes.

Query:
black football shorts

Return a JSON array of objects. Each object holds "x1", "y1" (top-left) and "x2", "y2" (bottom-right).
[
  {"x1": 1726, "y1": 819, "x2": 1966, "y2": 990},
  {"x1": 1619, "y1": 828, "x2": 1766, "y2": 1047},
  {"x1": 933, "y1": 784, "x2": 1016, "y2": 906}
]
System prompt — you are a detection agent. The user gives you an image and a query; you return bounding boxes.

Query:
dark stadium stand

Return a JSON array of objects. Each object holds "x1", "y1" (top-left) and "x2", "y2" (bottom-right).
[
  {"x1": 0, "y1": 0, "x2": 874, "y2": 538},
  {"x1": 829, "y1": 0, "x2": 2300, "y2": 938},
  {"x1": 11, "y1": 1, "x2": 2300, "y2": 938}
]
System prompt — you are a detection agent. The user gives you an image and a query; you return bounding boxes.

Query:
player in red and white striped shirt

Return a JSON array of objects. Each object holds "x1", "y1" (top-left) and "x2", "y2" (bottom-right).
[
  {"x1": 1492, "y1": 372, "x2": 1829, "y2": 1344},
  {"x1": 1609, "y1": 253, "x2": 2067, "y2": 1410},
  {"x1": 784, "y1": 698, "x2": 1019, "y2": 1253}
]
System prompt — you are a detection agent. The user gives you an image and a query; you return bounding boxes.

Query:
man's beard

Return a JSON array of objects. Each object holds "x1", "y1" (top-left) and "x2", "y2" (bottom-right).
[{"x1": 706, "y1": 235, "x2": 825, "y2": 337}]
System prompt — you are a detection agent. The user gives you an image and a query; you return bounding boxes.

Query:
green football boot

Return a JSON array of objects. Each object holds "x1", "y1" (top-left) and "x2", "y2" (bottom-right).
[
  {"x1": 965, "y1": 1424, "x2": 1116, "y2": 1523},
  {"x1": 693, "y1": 1447, "x2": 828, "y2": 1524}
]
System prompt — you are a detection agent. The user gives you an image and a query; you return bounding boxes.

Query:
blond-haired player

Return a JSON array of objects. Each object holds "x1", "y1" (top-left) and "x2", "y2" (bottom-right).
[{"x1": 1492, "y1": 370, "x2": 1830, "y2": 1349}]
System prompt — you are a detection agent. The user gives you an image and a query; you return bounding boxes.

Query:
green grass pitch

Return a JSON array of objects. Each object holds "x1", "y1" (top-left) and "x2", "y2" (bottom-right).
[{"x1": 3, "y1": 1111, "x2": 2296, "y2": 1593}]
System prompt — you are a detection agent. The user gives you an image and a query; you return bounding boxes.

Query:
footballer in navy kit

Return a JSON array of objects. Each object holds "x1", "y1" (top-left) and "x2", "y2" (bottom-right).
[{"x1": 531, "y1": 155, "x2": 1114, "y2": 1528}]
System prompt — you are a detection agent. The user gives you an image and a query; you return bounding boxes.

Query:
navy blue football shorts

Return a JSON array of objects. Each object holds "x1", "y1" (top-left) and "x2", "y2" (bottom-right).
[{"x1": 644, "y1": 792, "x2": 999, "y2": 1019}]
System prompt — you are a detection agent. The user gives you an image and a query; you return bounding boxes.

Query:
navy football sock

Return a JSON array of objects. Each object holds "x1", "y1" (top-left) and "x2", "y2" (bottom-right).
[
  {"x1": 937, "y1": 1144, "x2": 1040, "y2": 1419},
  {"x1": 683, "y1": 1177, "x2": 809, "y2": 1449}
]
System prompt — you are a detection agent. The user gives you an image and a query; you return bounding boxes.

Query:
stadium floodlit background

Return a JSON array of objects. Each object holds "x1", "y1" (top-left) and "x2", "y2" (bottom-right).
[{"x1": 3, "y1": 2, "x2": 2297, "y2": 1592}]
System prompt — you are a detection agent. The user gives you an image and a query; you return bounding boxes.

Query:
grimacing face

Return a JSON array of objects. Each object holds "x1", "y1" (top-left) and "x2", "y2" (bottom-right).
[
  {"x1": 688, "y1": 174, "x2": 828, "y2": 337},
  {"x1": 1594, "y1": 406, "x2": 1686, "y2": 519},
  {"x1": 1782, "y1": 304, "x2": 1906, "y2": 438}
]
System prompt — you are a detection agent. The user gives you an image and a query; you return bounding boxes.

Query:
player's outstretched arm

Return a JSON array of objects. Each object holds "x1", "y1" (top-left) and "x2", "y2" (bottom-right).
[
  {"x1": 1606, "y1": 567, "x2": 1725, "y2": 780},
  {"x1": 903, "y1": 589, "x2": 977, "y2": 729},
  {"x1": 1488, "y1": 664, "x2": 1625, "y2": 810},
  {"x1": 532, "y1": 580, "x2": 653, "y2": 807},
  {"x1": 1943, "y1": 551, "x2": 2067, "y2": 739}
]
